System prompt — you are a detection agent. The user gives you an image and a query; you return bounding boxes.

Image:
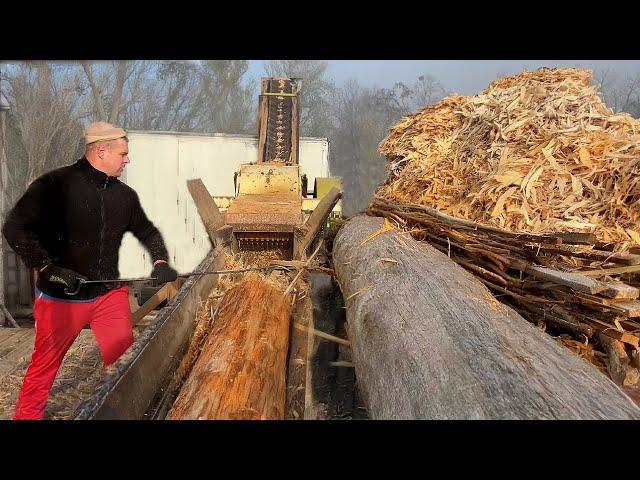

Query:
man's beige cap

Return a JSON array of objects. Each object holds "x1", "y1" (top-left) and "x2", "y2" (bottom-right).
[{"x1": 85, "y1": 121, "x2": 127, "y2": 145}]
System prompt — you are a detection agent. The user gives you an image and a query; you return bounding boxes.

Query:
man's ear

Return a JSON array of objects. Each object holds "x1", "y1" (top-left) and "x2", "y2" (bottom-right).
[{"x1": 97, "y1": 144, "x2": 106, "y2": 159}]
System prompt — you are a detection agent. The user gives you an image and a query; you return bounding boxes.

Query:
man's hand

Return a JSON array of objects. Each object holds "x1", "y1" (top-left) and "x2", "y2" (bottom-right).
[
  {"x1": 151, "y1": 261, "x2": 178, "y2": 286},
  {"x1": 40, "y1": 264, "x2": 88, "y2": 291}
]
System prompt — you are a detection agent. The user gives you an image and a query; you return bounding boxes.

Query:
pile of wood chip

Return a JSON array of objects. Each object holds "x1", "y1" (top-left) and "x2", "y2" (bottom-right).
[
  {"x1": 372, "y1": 67, "x2": 640, "y2": 395},
  {"x1": 378, "y1": 68, "x2": 640, "y2": 253}
]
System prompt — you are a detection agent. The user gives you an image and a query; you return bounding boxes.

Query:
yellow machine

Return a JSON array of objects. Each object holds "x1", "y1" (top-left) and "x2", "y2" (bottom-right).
[{"x1": 221, "y1": 78, "x2": 342, "y2": 258}]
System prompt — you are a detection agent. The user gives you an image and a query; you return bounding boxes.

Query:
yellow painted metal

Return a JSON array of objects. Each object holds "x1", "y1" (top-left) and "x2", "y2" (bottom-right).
[
  {"x1": 261, "y1": 92, "x2": 298, "y2": 97},
  {"x1": 236, "y1": 164, "x2": 301, "y2": 195},
  {"x1": 309, "y1": 176, "x2": 343, "y2": 218},
  {"x1": 314, "y1": 177, "x2": 343, "y2": 199},
  {"x1": 302, "y1": 198, "x2": 320, "y2": 212},
  {"x1": 302, "y1": 198, "x2": 342, "y2": 218}
]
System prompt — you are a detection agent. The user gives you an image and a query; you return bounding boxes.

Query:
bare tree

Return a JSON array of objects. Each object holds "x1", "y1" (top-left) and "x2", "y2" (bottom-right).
[
  {"x1": 329, "y1": 79, "x2": 399, "y2": 214},
  {"x1": 616, "y1": 74, "x2": 640, "y2": 117},
  {"x1": 594, "y1": 68, "x2": 640, "y2": 118},
  {"x1": 197, "y1": 60, "x2": 256, "y2": 134},
  {"x1": 595, "y1": 68, "x2": 620, "y2": 110},
  {"x1": 119, "y1": 60, "x2": 257, "y2": 134},
  {"x1": 327, "y1": 73, "x2": 448, "y2": 215},
  {"x1": 3, "y1": 62, "x2": 83, "y2": 189},
  {"x1": 114, "y1": 60, "x2": 158, "y2": 130},
  {"x1": 411, "y1": 74, "x2": 446, "y2": 109},
  {"x1": 0, "y1": 76, "x2": 19, "y2": 326},
  {"x1": 149, "y1": 60, "x2": 203, "y2": 131},
  {"x1": 80, "y1": 60, "x2": 136, "y2": 125},
  {"x1": 387, "y1": 74, "x2": 446, "y2": 115},
  {"x1": 81, "y1": 61, "x2": 107, "y2": 121}
]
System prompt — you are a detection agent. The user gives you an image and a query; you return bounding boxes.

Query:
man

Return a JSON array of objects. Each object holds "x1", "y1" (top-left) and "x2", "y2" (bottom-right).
[{"x1": 2, "y1": 122, "x2": 178, "y2": 420}]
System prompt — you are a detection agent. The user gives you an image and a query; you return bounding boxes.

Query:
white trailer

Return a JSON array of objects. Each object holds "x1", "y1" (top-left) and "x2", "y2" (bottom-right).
[{"x1": 118, "y1": 131, "x2": 331, "y2": 278}]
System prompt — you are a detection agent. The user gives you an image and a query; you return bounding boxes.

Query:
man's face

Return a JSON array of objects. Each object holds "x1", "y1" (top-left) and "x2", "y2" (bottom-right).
[{"x1": 100, "y1": 138, "x2": 130, "y2": 177}]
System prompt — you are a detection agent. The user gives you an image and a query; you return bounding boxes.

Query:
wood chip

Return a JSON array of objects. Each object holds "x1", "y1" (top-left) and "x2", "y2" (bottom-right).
[{"x1": 378, "y1": 67, "x2": 640, "y2": 255}]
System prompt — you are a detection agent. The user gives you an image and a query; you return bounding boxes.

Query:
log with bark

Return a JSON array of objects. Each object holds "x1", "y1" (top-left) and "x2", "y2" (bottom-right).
[
  {"x1": 167, "y1": 275, "x2": 292, "y2": 420},
  {"x1": 367, "y1": 198, "x2": 640, "y2": 385},
  {"x1": 332, "y1": 215, "x2": 640, "y2": 419}
]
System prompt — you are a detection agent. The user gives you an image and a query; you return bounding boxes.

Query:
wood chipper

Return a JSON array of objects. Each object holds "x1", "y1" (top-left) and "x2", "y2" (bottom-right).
[{"x1": 225, "y1": 78, "x2": 341, "y2": 260}]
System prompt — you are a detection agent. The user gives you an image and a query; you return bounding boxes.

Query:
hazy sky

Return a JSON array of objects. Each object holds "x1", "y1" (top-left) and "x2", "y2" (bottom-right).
[{"x1": 248, "y1": 60, "x2": 640, "y2": 95}]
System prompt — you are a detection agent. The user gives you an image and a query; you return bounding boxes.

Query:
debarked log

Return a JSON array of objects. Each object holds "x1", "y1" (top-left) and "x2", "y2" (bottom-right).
[
  {"x1": 332, "y1": 215, "x2": 640, "y2": 419},
  {"x1": 168, "y1": 275, "x2": 292, "y2": 420}
]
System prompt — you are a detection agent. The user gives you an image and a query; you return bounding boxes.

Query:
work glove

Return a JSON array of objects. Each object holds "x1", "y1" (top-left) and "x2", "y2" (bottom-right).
[
  {"x1": 40, "y1": 264, "x2": 88, "y2": 292},
  {"x1": 151, "y1": 261, "x2": 178, "y2": 286}
]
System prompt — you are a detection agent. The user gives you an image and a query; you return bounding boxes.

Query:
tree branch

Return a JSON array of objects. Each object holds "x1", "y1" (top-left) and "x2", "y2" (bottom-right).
[{"x1": 81, "y1": 61, "x2": 107, "y2": 121}]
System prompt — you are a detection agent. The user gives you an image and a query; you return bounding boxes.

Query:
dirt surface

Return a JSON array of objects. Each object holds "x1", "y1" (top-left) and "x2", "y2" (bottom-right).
[{"x1": 0, "y1": 317, "x2": 153, "y2": 420}]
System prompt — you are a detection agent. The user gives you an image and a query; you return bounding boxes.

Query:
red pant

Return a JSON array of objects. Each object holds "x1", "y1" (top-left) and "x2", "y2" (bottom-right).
[{"x1": 13, "y1": 286, "x2": 132, "y2": 420}]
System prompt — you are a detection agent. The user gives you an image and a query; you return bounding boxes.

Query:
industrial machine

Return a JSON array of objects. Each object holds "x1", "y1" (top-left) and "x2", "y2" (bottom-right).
[
  {"x1": 223, "y1": 78, "x2": 341, "y2": 258},
  {"x1": 43, "y1": 79, "x2": 345, "y2": 420}
]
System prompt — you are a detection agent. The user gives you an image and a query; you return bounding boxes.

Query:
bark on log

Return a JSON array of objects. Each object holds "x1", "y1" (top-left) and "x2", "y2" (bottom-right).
[
  {"x1": 598, "y1": 333, "x2": 640, "y2": 388},
  {"x1": 332, "y1": 215, "x2": 640, "y2": 419},
  {"x1": 167, "y1": 275, "x2": 292, "y2": 420}
]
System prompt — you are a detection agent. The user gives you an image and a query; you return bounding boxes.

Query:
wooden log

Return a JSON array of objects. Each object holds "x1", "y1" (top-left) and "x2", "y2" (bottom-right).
[
  {"x1": 608, "y1": 300, "x2": 640, "y2": 317},
  {"x1": 512, "y1": 261, "x2": 607, "y2": 294},
  {"x1": 578, "y1": 265, "x2": 640, "y2": 277},
  {"x1": 167, "y1": 275, "x2": 292, "y2": 420},
  {"x1": 572, "y1": 293, "x2": 640, "y2": 318},
  {"x1": 129, "y1": 282, "x2": 172, "y2": 326},
  {"x1": 516, "y1": 302, "x2": 594, "y2": 338},
  {"x1": 600, "y1": 283, "x2": 639, "y2": 300},
  {"x1": 524, "y1": 244, "x2": 640, "y2": 265},
  {"x1": 601, "y1": 329, "x2": 640, "y2": 348},
  {"x1": 598, "y1": 334, "x2": 640, "y2": 388},
  {"x1": 332, "y1": 215, "x2": 640, "y2": 419}
]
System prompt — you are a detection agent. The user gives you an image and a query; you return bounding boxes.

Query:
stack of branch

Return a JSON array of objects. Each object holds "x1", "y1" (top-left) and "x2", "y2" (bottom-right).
[{"x1": 367, "y1": 198, "x2": 640, "y2": 387}]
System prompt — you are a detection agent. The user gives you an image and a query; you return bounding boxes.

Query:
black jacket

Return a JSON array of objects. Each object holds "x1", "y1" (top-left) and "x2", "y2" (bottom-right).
[{"x1": 2, "y1": 157, "x2": 169, "y2": 299}]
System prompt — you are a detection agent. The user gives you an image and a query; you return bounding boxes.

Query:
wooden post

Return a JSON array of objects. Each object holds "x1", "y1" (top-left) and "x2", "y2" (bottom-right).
[
  {"x1": 257, "y1": 78, "x2": 270, "y2": 164},
  {"x1": 186, "y1": 179, "x2": 225, "y2": 247},
  {"x1": 1, "y1": 94, "x2": 7, "y2": 320},
  {"x1": 168, "y1": 275, "x2": 292, "y2": 419},
  {"x1": 129, "y1": 279, "x2": 183, "y2": 326},
  {"x1": 0, "y1": 92, "x2": 17, "y2": 327},
  {"x1": 257, "y1": 94, "x2": 268, "y2": 164},
  {"x1": 290, "y1": 95, "x2": 299, "y2": 166},
  {"x1": 293, "y1": 187, "x2": 342, "y2": 260}
]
